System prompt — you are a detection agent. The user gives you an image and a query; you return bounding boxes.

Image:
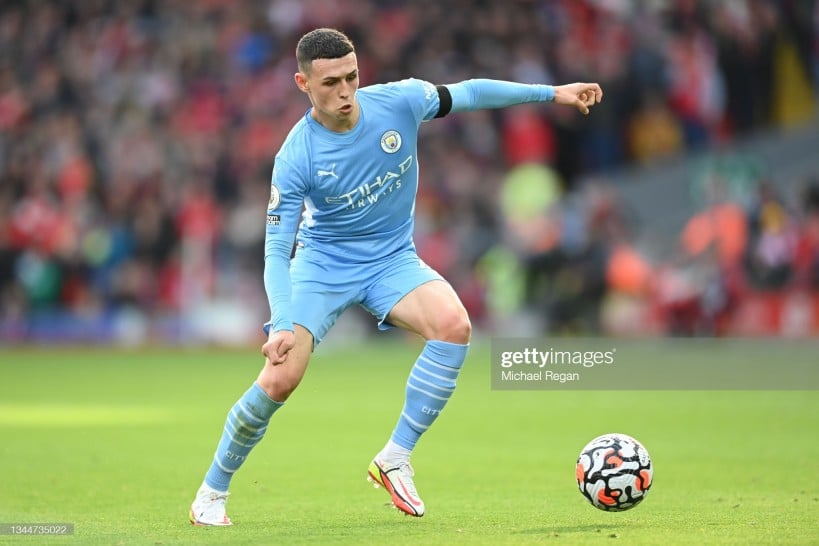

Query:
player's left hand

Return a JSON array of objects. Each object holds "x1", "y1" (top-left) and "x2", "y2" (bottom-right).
[{"x1": 553, "y1": 83, "x2": 603, "y2": 115}]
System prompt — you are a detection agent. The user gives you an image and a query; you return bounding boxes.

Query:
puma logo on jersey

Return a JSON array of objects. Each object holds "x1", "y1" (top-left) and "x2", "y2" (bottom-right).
[{"x1": 317, "y1": 164, "x2": 339, "y2": 179}]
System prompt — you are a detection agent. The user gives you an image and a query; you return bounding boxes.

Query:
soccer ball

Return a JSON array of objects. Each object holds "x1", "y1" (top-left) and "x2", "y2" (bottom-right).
[{"x1": 575, "y1": 433, "x2": 653, "y2": 511}]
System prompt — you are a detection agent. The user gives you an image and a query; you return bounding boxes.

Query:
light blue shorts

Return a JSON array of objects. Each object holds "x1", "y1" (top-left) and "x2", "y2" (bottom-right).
[{"x1": 289, "y1": 246, "x2": 443, "y2": 346}]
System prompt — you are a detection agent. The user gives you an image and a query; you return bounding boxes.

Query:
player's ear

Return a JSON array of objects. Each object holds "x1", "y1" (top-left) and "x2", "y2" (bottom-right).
[{"x1": 294, "y1": 72, "x2": 309, "y2": 94}]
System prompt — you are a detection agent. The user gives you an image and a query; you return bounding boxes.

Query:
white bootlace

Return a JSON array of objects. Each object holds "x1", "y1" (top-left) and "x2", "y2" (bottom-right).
[{"x1": 396, "y1": 462, "x2": 418, "y2": 495}]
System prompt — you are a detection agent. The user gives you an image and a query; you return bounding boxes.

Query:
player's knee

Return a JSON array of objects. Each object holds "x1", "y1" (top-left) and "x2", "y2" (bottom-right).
[
  {"x1": 435, "y1": 308, "x2": 472, "y2": 344},
  {"x1": 257, "y1": 369, "x2": 302, "y2": 402}
]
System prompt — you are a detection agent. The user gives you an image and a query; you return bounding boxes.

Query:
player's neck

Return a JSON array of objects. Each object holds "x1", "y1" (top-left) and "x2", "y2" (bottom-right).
[{"x1": 311, "y1": 102, "x2": 360, "y2": 133}]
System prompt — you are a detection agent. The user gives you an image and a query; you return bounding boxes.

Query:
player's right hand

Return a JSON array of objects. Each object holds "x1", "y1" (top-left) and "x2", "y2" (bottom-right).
[{"x1": 262, "y1": 329, "x2": 296, "y2": 365}]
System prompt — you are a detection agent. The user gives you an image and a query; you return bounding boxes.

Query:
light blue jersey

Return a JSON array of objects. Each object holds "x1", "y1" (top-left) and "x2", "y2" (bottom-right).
[
  {"x1": 268, "y1": 78, "x2": 439, "y2": 263},
  {"x1": 264, "y1": 78, "x2": 554, "y2": 335}
]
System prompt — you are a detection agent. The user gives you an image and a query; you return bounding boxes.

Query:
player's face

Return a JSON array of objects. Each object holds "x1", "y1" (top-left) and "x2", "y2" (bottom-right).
[{"x1": 297, "y1": 52, "x2": 360, "y2": 132}]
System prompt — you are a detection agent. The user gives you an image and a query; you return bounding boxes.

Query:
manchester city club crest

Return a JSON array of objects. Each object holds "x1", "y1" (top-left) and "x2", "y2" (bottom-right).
[{"x1": 380, "y1": 130, "x2": 402, "y2": 154}]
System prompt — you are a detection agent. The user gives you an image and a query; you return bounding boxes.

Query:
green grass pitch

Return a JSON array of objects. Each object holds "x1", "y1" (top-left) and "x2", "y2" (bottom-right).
[{"x1": 1, "y1": 339, "x2": 818, "y2": 545}]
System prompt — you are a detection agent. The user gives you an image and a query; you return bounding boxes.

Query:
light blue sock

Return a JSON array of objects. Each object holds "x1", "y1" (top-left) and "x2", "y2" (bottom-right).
[
  {"x1": 390, "y1": 340, "x2": 469, "y2": 451},
  {"x1": 204, "y1": 383, "x2": 283, "y2": 491}
]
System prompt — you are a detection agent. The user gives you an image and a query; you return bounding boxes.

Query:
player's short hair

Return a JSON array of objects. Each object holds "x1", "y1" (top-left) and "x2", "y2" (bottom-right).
[{"x1": 296, "y1": 28, "x2": 355, "y2": 73}]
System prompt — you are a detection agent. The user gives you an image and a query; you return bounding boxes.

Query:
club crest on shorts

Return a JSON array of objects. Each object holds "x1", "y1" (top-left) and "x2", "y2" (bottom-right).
[
  {"x1": 380, "y1": 130, "x2": 402, "y2": 154},
  {"x1": 268, "y1": 184, "x2": 281, "y2": 210}
]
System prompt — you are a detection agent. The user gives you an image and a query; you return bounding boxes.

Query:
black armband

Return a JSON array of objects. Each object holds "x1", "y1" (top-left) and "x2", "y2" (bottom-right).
[{"x1": 435, "y1": 85, "x2": 452, "y2": 118}]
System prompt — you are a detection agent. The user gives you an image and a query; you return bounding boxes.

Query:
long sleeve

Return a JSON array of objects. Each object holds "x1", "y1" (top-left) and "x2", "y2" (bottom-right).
[
  {"x1": 262, "y1": 232, "x2": 296, "y2": 334},
  {"x1": 446, "y1": 79, "x2": 554, "y2": 113},
  {"x1": 262, "y1": 153, "x2": 308, "y2": 335}
]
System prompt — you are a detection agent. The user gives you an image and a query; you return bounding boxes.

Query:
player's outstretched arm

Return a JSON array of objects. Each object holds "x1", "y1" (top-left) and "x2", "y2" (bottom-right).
[
  {"x1": 443, "y1": 79, "x2": 603, "y2": 116},
  {"x1": 552, "y1": 83, "x2": 603, "y2": 115}
]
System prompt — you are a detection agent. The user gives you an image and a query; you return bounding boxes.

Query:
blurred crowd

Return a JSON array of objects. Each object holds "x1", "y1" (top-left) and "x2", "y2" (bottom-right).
[{"x1": 1, "y1": 0, "x2": 818, "y2": 343}]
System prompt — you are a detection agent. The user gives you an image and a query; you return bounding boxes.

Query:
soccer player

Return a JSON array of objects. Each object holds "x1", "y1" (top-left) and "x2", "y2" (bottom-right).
[{"x1": 190, "y1": 27, "x2": 602, "y2": 525}]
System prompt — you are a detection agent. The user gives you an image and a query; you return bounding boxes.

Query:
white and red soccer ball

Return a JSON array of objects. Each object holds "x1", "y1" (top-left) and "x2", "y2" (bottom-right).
[{"x1": 576, "y1": 433, "x2": 653, "y2": 511}]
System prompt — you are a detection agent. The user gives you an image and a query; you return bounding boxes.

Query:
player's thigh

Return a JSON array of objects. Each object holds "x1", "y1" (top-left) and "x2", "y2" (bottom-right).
[
  {"x1": 256, "y1": 324, "x2": 314, "y2": 401},
  {"x1": 360, "y1": 251, "x2": 470, "y2": 342},
  {"x1": 386, "y1": 279, "x2": 471, "y2": 343}
]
